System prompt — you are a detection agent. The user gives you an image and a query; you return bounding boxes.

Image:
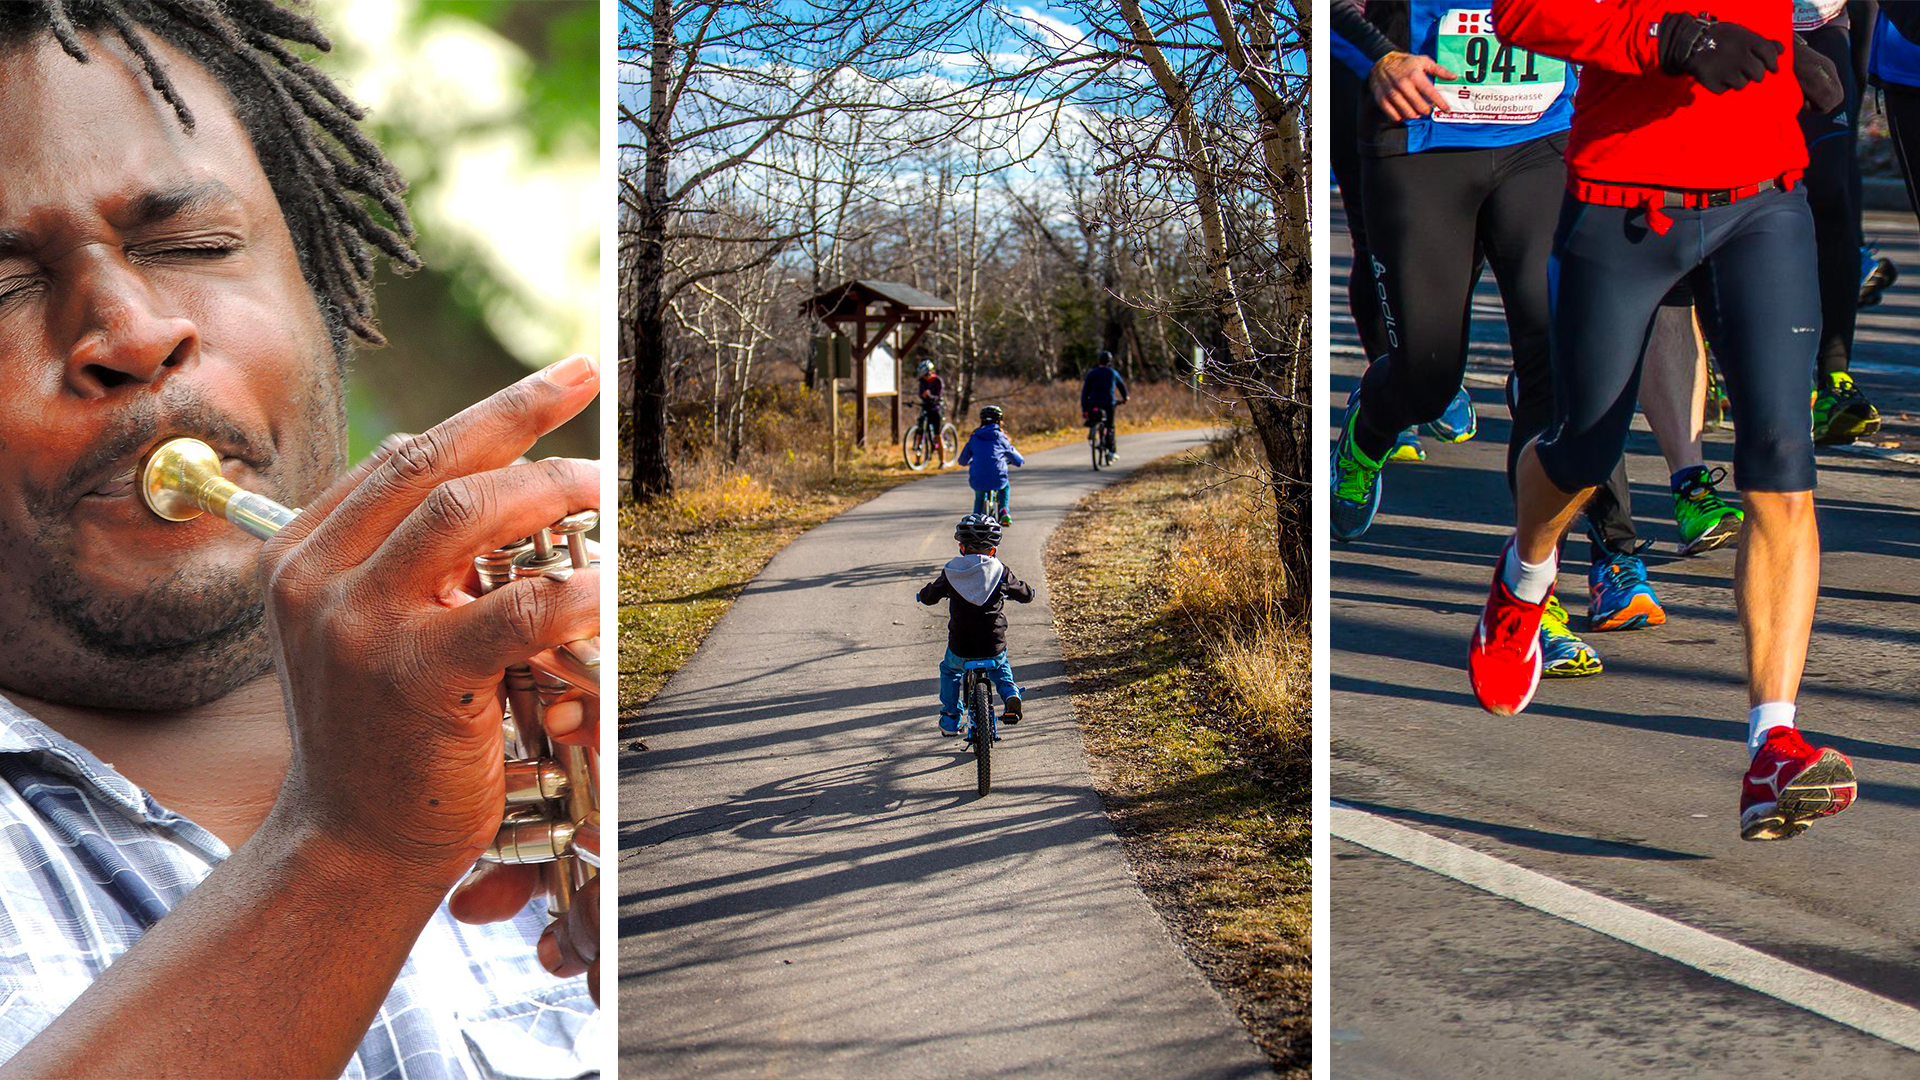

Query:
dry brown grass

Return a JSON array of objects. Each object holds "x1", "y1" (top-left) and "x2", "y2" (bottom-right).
[
  {"x1": 1162, "y1": 433, "x2": 1304, "y2": 755},
  {"x1": 1046, "y1": 429, "x2": 1309, "y2": 1076}
]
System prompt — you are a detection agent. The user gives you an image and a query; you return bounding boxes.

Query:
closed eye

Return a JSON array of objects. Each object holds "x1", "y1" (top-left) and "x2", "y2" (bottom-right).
[
  {"x1": 0, "y1": 274, "x2": 45, "y2": 310},
  {"x1": 128, "y1": 237, "x2": 244, "y2": 263}
]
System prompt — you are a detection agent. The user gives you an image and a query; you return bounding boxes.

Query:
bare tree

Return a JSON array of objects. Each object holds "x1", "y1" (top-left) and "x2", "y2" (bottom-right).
[{"x1": 619, "y1": 0, "x2": 992, "y2": 500}]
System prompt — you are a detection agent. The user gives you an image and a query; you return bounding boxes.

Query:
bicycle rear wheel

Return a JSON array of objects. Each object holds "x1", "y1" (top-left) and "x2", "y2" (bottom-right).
[
  {"x1": 1090, "y1": 431, "x2": 1102, "y2": 471},
  {"x1": 969, "y1": 676, "x2": 992, "y2": 796},
  {"x1": 939, "y1": 424, "x2": 958, "y2": 466}
]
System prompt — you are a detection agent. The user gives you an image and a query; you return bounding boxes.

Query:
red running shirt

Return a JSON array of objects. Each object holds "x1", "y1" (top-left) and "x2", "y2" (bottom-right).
[{"x1": 1489, "y1": 0, "x2": 1806, "y2": 190}]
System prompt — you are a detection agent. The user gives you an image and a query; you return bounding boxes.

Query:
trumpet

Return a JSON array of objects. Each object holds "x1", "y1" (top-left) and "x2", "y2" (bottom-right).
[{"x1": 140, "y1": 436, "x2": 600, "y2": 915}]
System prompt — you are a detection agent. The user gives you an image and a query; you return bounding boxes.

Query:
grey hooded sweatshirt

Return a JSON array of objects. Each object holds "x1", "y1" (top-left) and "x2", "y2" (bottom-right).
[{"x1": 916, "y1": 553, "x2": 1035, "y2": 658}]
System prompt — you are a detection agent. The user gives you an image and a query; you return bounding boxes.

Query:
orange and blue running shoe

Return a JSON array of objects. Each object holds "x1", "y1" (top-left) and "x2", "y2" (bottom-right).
[
  {"x1": 1588, "y1": 551, "x2": 1665, "y2": 632},
  {"x1": 1469, "y1": 545, "x2": 1546, "y2": 715},
  {"x1": 1740, "y1": 727, "x2": 1856, "y2": 841}
]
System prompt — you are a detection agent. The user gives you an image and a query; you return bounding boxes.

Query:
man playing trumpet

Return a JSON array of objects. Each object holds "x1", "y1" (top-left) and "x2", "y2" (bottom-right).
[{"x1": 0, "y1": 2, "x2": 600, "y2": 1076}]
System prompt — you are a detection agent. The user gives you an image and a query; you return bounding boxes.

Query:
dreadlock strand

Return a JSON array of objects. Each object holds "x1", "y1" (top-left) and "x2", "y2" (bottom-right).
[
  {"x1": 40, "y1": 0, "x2": 90, "y2": 63},
  {"x1": 97, "y1": 2, "x2": 196, "y2": 129},
  {"x1": 232, "y1": 0, "x2": 331, "y2": 54},
  {"x1": 245, "y1": 31, "x2": 364, "y2": 118}
]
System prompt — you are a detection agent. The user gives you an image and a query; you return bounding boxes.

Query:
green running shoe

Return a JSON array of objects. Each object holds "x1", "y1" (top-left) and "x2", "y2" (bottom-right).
[
  {"x1": 1671, "y1": 465, "x2": 1743, "y2": 556},
  {"x1": 1812, "y1": 371, "x2": 1881, "y2": 446},
  {"x1": 1540, "y1": 593, "x2": 1602, "y2": 678},
  {"x1": 1331, "y1": 405, "x2": 1385, "y2": 543}
]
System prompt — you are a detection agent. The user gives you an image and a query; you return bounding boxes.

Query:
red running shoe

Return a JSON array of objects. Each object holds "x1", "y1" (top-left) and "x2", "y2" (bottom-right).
[
  {"x1": 1740, "y1": 727, "x2": 1857, "y2": 841},
  {"x1": 1468, "y1": 550, "x2": 1545, "y2": 716}
]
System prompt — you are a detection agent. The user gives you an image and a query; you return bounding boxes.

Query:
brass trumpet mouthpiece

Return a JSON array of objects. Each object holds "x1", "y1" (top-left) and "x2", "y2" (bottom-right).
[{"x1": 141, "y1": 438, "x2": 298, "y2": 539}]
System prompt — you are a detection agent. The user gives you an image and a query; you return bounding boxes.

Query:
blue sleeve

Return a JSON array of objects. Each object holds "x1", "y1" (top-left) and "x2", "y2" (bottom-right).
[
  {"x1": 1332, "y1": 28, "x2": 1374, "y2": 77},
  {"x1": 1003, "y1": 436, "x2": 1024, "y2": 466},
  {"x1": 1115, "y1": 372, "x2": 1128, "y2": 399},
  {"x1": 957, "y1": 440, "x2": 973, "y2": 466}
]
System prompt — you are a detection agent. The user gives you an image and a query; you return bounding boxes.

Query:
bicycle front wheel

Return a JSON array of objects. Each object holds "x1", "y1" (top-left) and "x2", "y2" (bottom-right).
[{"x1": 969, "y1": 677, "x2": 992, "y2": 796}]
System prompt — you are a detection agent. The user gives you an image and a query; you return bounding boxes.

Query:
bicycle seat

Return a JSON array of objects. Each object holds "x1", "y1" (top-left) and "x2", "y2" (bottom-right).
[{"x1": 961, "y1": 658, "x2": 1002, "y2": 670}]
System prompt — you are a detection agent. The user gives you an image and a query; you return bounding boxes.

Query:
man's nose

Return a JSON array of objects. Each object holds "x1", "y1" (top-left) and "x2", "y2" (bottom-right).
[{"x1": 62, "y1": 260, "x2": 200, "y2": 399}]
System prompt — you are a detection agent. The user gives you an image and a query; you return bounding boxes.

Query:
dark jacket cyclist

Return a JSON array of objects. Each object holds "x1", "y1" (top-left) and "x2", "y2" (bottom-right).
[{"x1": 1081, "y1": 351, "x2": 1128, "y2": 454}]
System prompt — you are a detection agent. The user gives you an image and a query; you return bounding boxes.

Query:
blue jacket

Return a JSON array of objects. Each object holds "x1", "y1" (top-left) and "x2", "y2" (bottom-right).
[
  {"x1": 957, "y1": 424, "x2": 1023, "y2": 490},
  {"x1": 1081, "y1": 365, "x2": 1128, "y2": 410}
]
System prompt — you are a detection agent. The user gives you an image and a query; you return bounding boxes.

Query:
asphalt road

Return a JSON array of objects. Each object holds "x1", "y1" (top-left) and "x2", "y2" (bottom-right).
[
  {"x1": 1331, "y1": 194, "x2": 1920, "y2": 1076},
  {"x1": 619, "y1": 428, "x2": 1270, "y2": 1079}
]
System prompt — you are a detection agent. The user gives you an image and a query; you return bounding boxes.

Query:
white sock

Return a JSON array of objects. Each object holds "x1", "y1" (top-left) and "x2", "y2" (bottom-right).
[
  {"x1": 1747, "y1": 701, "x2": 1797, "y2": 758},
  {"x1": 1500, "y1": 542, "x2": 1557, "y2": 605}
]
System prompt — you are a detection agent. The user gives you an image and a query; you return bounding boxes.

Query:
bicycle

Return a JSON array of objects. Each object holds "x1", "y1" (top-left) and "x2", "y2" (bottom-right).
[
  {"x1": 978, "y1": 486, "x2": 1006, "y2": 521},
  {"x1": 904, "y1": 409, "x2": 959, "y2": 471},
  {"x1": 959, "y1": 658, "x2": 1000, "y2": 795},
  {"x1": 1087, "y1": 408, "x2": 1115, "y2": 471}
]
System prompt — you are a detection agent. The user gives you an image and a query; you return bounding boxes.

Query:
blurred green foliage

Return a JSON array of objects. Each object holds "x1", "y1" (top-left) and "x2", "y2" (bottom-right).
[{"x1": 309, "y1": 0, "x2": 601, "y2": 463}]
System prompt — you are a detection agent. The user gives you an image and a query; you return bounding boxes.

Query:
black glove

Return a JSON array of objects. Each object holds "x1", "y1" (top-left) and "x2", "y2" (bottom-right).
[
  {"x1": 1657, "y1": 13, "x2": 1783, "y2": 94},
  {"x1": 1793, "y1": 34, "x2": 1844, "y2": 114}
]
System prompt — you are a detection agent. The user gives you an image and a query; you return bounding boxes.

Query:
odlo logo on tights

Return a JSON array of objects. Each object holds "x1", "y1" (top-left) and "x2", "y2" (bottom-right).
[{"x1": 1370, "y1": 253, "x2": 1399, "y2": 349}]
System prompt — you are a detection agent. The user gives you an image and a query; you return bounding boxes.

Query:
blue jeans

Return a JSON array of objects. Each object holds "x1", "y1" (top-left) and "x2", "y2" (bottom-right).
[
  {"x1": 972, "y1": 485, "x2": 1011, "y2": 516},
  {"x1": 938, "y1": 650, "x2": 1020, "y2": 718}
]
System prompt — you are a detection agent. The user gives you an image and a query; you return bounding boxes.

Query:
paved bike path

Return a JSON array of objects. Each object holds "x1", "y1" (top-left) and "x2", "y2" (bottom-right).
[{"x1": 619, "y1": 428, "x2": 1269, "y2": 1079}]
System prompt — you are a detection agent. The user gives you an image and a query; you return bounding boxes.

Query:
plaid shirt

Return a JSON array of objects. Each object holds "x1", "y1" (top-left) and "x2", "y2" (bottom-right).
[{"x1": 0, "y1": 696, "x2": 598, "y2": 1079}]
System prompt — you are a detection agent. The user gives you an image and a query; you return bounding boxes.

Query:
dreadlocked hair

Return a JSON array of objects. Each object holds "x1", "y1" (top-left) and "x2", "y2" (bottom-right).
[{"x1": 0, "y1": 0, "x2": 421, "y2": 349}]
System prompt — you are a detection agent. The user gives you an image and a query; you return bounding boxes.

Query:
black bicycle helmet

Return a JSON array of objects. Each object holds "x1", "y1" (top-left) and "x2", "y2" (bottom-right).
[
  {"x1": 1096, "y1": 349, "x2": 1113, "y2": 366},
  {"x1": 979, "y1": 404, "x2": 1003, "y2": 424},
  {"x1": 955, "y1": 513, "x2": 1003, "y2": 548}
]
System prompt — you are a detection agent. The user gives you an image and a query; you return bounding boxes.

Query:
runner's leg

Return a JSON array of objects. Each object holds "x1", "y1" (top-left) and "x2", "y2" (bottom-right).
[
  {"x1": 1333, "y1": 59, "x2": 1389, "y2": 361},
  {"x1": 1697, "y1": 190, "x2": 1822, "y2": 705},
  {"x1": 1803, "y1": 24, "x2": 1864, "y2": 382},
  {"x1": 1353, "y1": 148, "x2": 1490, "y2": 460},
  {"x1": 1639, "y1": 295, "x2": 1709, "y2": 472},
  {"x1": 1519, "y1": 198, "x2": 1694, "y2": 567}
]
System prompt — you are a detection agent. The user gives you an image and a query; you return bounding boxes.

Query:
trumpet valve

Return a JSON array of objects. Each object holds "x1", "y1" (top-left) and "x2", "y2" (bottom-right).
[
  {"x1": 551, "y1": 511, "x2": 597, "y2": 570},
  {"x1": 503, "y1": 757, "x2": 570, "y2": 805},
  {"x1": 485, "y1": 807, "x2": 575, "y2": 864}
]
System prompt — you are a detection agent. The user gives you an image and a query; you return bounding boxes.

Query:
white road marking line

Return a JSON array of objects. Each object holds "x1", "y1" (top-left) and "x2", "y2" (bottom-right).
[{"x1": 1332, "y1": 803, "x2": 1920, "y2": 1053}]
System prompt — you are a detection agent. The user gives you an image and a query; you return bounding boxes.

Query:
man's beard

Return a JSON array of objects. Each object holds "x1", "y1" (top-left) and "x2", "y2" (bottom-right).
[
  {"x1": 0, "y1": 356, "x2": 348, "y2": 712},
  {"x1": 27, "y1": 548, "x2": 273, "y2": 709}
]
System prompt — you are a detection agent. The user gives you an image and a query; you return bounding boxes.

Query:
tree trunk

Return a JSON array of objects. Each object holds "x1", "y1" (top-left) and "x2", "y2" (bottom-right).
[{"x1": 627, "y1": 0, "x2": 675, "y2": 501}]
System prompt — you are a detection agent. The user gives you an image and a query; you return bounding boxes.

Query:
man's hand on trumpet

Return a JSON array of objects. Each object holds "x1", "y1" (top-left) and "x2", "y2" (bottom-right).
[{"x1": 256, "y1": 353, "x2": 599, "y2": 888}]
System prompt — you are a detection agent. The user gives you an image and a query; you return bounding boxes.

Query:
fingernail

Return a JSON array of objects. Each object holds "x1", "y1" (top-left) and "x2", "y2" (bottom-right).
[{"x1": 544, "y1": 354, "x2": 598, "y2": 387}]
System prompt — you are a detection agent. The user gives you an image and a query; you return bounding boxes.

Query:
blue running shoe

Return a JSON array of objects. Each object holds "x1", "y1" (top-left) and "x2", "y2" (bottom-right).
[
  {"x1": 1423, "y1": 385, "x2": 1478, "y2": 443},
  {"x1": 1588, "y1": 551, "x2": 1665, "y2": 632},
  {"x1": 1540, "y1": 593, "x2": 1602, "y2": 678},
  {"x1": 1860, "y1": 244, "x2": 1898, "y2": 309},
  {"x1": 940, "y1": 713, "x2": 960, "y2": 737},
  {"x1": 1332, "y1": 397, "x2": 1385, "y2": 543},
  {"x1": 1388, "y1": 426, "x2": 1427, "y2": 462}
]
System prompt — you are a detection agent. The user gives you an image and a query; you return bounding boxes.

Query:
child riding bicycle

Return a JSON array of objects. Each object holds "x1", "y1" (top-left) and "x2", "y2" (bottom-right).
[
  {"x1": 957, "y1": 405, "x2": 1023, "y2": 524},
  {"x1": 917, "y1": 514, "x2": 1032, "y2": 736}
]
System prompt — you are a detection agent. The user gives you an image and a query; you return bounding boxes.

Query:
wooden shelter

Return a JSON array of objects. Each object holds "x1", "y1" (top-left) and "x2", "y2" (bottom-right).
[{"x1": 800, "y1": 280, "x2": 954, "y2": 446}]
